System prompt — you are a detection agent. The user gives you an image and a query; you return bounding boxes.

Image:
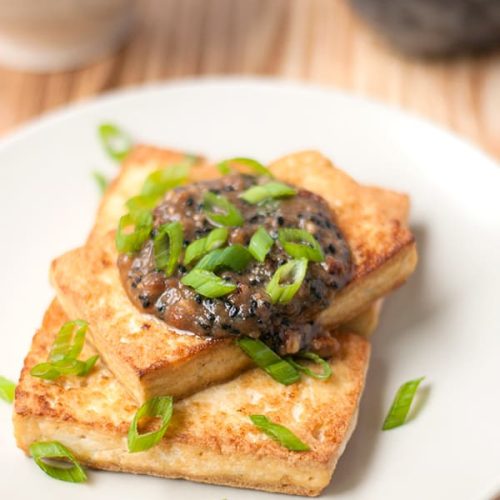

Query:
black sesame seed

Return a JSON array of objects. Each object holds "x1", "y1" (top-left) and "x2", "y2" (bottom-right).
[
  {"x1": 229, "y1": 305, "x2": 239, "y2": 318},
  {"x1": 277, "y1": 216, "x2": 285, "y2": 226},
  {"x1": 186, "y1": 197, "x2": 194, "y2": 207},
  {"x1": 178, "y1": 265, "x2": 187, "y2": 273},
  {"x1": 138, "y1": 294, "x2": 151, "y2": 308},
  {"x1": 327, "y1": 244, "x2": 336, "y2": 254}
]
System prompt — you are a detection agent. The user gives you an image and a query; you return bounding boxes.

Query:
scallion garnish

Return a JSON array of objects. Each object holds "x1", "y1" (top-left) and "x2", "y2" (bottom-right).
[
  {"x1": 287, "y1": 352, "x2": 332, "y2": 380},
  {"x1": 115, "y1": 210, "x2": 153, "y2": 254},
  {"x1": 382, "y1": 377, "x2": 425, "y2": 430},
  {"x1": 153, "y1": 221, "x2": 184, "y2": 277},
  {"x1": 236, "y1": 337, "x2": 299, "y2": 385},
  {"x1": 0, "y1": 375, "x2": 15, "y2": 403},
  {"x1": 248, "y1": 227, "x2": 274, "y2": 262},
  {"x1": 29, "y1": 441, "x2": 87, "y2": 483},
  {"x1": 278, "y1": 228, "x2": 324, "y2": 262},
  {"x1": 181, "y1": 269, "x2": 236, "y2": 298},
  {"x1": 128, "y1": 396, "x2": 173, "y2": 453},
  {"x1": 125, "y1": 194, "x2": 159, "y2": 213},
  {"x1": 195, "y1": 245, "x2": 253, "y2": 273},
  {"x1": 249, "y1": 415, "x2": 310, "y2": 451},
  {"x1": 184, "y1": 228, "x2": 229, "y2": 265},
  {"x1": 141, "y1": 164, "x2": 190, "y2": 198},
  {"x1": 239, "y1": 181, "x2": 297, "y2": 205},
  {"x1": 30, "y1": 320, "x2": 99, "y2": 381},
  {"x1": 98, "y1": 123, "x2": 132, "y2": 162},
  {"x1": 217, "y1": 157, "x2": 272, "y2": 177},
  {"x1": 92, "y1": 170, "x2": 109, "y2": 194},
  {"x1": 203, "y1": 192, "x2": 244, "y2": 227},
  {"x1": 265, "y1": 258, "x2": 308, "y2": 305}
]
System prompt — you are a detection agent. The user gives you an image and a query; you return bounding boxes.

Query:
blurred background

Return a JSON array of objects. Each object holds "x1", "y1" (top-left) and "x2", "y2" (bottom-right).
[{"x1": 0, "y1": 0, "x2": 499, "y2": 159}]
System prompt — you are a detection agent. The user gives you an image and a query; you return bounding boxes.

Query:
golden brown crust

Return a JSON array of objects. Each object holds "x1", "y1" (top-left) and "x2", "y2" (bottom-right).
[{"x1": 14, "y1": 300, "x2": 371, "y2": 497}]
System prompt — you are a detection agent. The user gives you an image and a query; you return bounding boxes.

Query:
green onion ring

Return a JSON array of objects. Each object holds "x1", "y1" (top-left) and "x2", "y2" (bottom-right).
[
  {"x1": 153, "y1": 221, "x2": 184, "y2": 277},
  {"x1": 265, "y1": 258, "x2": 308, "y2": 305},
  {"x1": 115, "y1": 210, "x2": 153, "y2": 254},
  {"x1": 278, "y1": 228, "x2": 324, "y2": 262},
  {"x1": 0, "y1": 375, "x2": 16, "y2": 403},
  {"x1": 382, "y1": 377, "x2": 426, "y2": 430},
  {"x1": 181, "y1": 269, "x2": 236, "y2": 298},
  {"x1": 203, "y1": 192, "x2": 244, "y2": 227},
  {"x1": 30, "y1": 320, "x2": 99, "y2": 381},
  {"x1": 98, "y1": 123, "x2": 132, "y2": 162},
  {"x1": 48, "y1": 319, "x2": 88, "y2": 362},
  {"x1": 29, "y1": 441, "x2": 87, "y2": 483},
  {"x1": 249, "y1": 415, "x2": 310, "y2": 451},
  {"x1": 128, "y1": 396, "x2": 173, "y2": 453},
  {"x1": 248, "y1": 227, "x2": 274, "y2": 262},
  {"x1": 239, "y1": 181, "x2": 297, "y2": 205},
  {"x1": 286, "y1": 352, "x2": 332, "y2": 381},
  {"x1": 195, "y1": 245, "x2": 253, "y2": 273},
  {"x1": 236, "y1": 337, "x2": 300, "y2": 385},
  {"x1": 141, "y1": 163, "x2": 190, "y2": 198},
  {"x1": 217, "y1": 157, "x2": 272, "y2": 177},
  {"x1": 184, "y1": 228, "x2": 229, "y2": 265}
]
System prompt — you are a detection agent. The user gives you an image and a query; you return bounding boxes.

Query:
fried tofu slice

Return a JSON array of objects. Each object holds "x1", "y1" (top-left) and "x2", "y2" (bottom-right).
[
  {"x1": 50, "y1": 146, "x2": 414, "y2": 402},
  {"x1": 14, "y1": 300, "x2": 370, "y2": 497},
  {"x1": 269, "y1": 151, "x2": 417, "y2": 326}
]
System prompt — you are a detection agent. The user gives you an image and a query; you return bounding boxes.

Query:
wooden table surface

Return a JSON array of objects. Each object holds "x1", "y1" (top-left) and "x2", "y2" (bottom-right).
[{"x1": 1, "y1": 0, "x2": 499, "y2": 160}]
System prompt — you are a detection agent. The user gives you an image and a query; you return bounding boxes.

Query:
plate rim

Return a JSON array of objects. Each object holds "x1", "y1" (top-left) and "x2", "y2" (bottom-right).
[{"x1": 1, "y1": 76, "x2": 498, "y2": 180}]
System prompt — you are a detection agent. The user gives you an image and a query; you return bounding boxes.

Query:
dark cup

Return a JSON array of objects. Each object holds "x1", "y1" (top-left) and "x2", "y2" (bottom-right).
[{"x1": 350, "y1": 0, "x2": 500, "y2": 56}]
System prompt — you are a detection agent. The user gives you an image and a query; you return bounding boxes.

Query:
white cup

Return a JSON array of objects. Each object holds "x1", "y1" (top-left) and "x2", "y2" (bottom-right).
[{"x1": 0, "y1": 0, "x2": 135, "y2": 72}]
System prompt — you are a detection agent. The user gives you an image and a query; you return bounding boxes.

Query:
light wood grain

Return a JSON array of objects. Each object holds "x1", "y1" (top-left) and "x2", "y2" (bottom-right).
[{"x1": 0, "y1": 0, "x2": 499, "y2": 160}]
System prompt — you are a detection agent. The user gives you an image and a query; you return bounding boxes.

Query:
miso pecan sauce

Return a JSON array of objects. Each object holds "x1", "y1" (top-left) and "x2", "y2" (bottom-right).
[{"x1": 118, "y1": 175, "x2": 353, "y2": 357}]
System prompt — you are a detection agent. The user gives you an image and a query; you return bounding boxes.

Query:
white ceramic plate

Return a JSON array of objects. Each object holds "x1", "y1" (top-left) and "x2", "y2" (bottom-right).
[{"x1": 0, "y1": 79, "x2": 499, "y2": 500}]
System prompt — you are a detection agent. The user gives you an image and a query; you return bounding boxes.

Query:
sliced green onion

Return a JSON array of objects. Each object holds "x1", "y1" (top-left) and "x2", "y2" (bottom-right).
[
  {"x1": 92, "y1": 170, "x2": 108, "y2": 194},
  {"x1": 0, "y1": 375, "x2": 15, "y2": 403},
  {"x1": 278, "y1": 228, "x2": 324, "y2": 262},
  {"x1": 217, "y1": 157, "x2": 272, "y2": 177},
  {"x1": 266, "y1": 258, "x2": 308, "y2": 305},
  {"x1": 181, "y1": 269, "x2": 236, "y2": 298},
  {"x1": 203, "y1": 192, "x2": 244, "y2": 227},
  {"x1": 249, "y1": 415, "x2": 310, "y2": 451},
  {"x1": 48, "y1": 320, "x2": 88, "y2": 362},
  {"x1": 98, "y1": 123, "x2": 132, "y2": 162},
  {"x1": 239, "y1": 181, "x2": 297, "y2": 205},
  {"x1": 153, "y1": 221, "x2": 184, "y2": 277},
  {"x1": 30, "y1": 320, "x2": 99, "y2": 381},
  {"x1": 29, "y1": 441, "x2": 87, "y2": 483},
  {"x1": 382, "y1": 377, "x2": 425, "y2": 430},
  {"x1": 141, "y1": 164, "x2": 190, "y2": 198},
  {"x1": 287, "y1": 352, "x2": 332, "y2": 380},
  {"x1": 184, "y1": 228, "x2": 228, "y2": 265},
  {"x1": 195, "y1": 245, "x2": 253, "y2": 273},
  {"x1": 31, "y1": 355, "x2": 99, "y2": 382},
  {"x1": 125, "y1": 193, "x2": 159, "y2": 213},
  {"x1": 128, "y1": 396, "x2": 173, "y2": 453},
  {"x1": 248, "y1": 227, "x2": 274, "y2": 262},
  {"x1": 236, "y1": 337, "x2": 299, "y2": 385},
  {"x1": 115, "y1": 210, "x2": 153, "y2": 254}
]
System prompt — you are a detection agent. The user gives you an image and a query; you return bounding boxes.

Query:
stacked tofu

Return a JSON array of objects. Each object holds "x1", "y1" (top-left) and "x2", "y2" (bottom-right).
[{"x1": 13, "y1": 147, "x2": 417, "y2": 496}]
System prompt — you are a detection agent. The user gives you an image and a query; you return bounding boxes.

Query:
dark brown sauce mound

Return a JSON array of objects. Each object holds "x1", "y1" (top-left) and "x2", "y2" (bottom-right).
[{"x1": 118, "y1": 174, "x2": 353, "y2": 356}]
